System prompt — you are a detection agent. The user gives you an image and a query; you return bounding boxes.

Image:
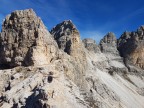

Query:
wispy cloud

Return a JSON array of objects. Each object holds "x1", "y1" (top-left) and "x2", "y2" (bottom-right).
[{"x1": 98, "y1": 7, "x2": 144, "y2": 32}]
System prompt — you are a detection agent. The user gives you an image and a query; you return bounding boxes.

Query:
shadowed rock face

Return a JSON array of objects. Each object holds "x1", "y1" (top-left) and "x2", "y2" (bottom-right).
[
  {"x1": 82, "y1": 38, "x2": 100, "y2": 53},
  {"x1": 118, "y1": 26, "x2": 144, "y2": 69},
  {"x1": 50, "y1": 20, "x2": 86, "y2": 62},
  {"x1": 50, "y1": 20, "x2": 80, "y2": 54},
  {"x1": 99, "y1": 32, "x2": 127, "y2": 74},
  {"x1": 0, "y1": 9, "x2": 58, "y2": 68},
  {"x1": 0, "y1": 9, "x2": 144, "y2": 108},
  {"x1": 50, "y1": 20, "x2": 88, "y2": 88}
]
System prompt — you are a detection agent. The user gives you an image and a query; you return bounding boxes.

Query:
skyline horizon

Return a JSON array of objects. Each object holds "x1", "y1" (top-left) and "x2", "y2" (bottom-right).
[
  {"x1": 0, "y1": 10, "x2": 143, "y2": 44},
  {"x1": 0, "y1": 0, "x2": 144, "y2": 43}
]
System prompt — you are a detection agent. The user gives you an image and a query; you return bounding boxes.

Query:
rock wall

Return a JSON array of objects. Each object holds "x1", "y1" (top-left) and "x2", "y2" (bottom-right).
[
  {"x1": 118, "y1": 26, "x2": 144, "y2": 69},
  {"x1": 0, "y1": 9, "x2": 144, "y2": 108},
  {"x1": 50, "y1": 20, "x2": 84, "y2": 56},
  {"x1": 82, "y1": 38, "x2": 100, "y2": 53},
  {"x1": 100, "y1": 32, "x2": 119, "y2": 55},
  {"x1": 99, "y1": 32, "x2": 127, "y2": 74},
  {"x1": 50, "y1": 20, "x2": 88, "y2": 88},
  {"x1": 0, "y1": 9, "x2": 58, "y2": 68}
]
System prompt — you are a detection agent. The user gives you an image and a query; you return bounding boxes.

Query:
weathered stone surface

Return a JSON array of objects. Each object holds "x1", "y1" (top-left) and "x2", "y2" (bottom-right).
[
  {"x1": 118, "y1": 26, "x2": 144, "y2": 70},
  {"x1": 50, "y1": 20, "x2": 88, "y2": 88},
  {"x1": 50, "y1": 20, "x2": 84, "y2": 56},
  {"x1": 0, "y1": 9, "x2": 58, "y2": 68},
  {"x1": 99, "y1": 32, "x2": 128, "y2": 74},
  {"x1": 100, "y1": 32, "x2": 118, "y2": 54},
  {"x1": 0, "y1": 9, "x2": 144, "y2": 108},
  {"x1": 82, "y1": 38, "x2": 100, "y2": 53},
  {"x1": 50, "y1": 20, "x2": 77, "y2": 52}
]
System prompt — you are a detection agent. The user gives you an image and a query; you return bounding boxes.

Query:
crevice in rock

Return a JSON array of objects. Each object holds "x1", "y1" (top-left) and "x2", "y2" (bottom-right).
[
  {"x1": 47, "y1": 76, "x2": 53, "y2": 83},
  {"x1": 5, "y1": 82, "x2": 11, "y2": 91}
]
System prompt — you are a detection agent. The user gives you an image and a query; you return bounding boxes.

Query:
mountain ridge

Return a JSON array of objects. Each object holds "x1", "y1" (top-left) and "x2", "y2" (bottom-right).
[{"x1": 0, "y1": 9, "x2": 144, "y2": 108}]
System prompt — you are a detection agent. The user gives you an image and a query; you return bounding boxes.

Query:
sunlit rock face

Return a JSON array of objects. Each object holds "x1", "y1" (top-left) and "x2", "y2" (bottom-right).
[
  {"x1": 50, "y1": 20, "x2": 88, "y2": 87},
  {"x1": 118, "y1": 26, "x2": 144, "y2": 69},
  {"x1": 82, "y1": 38, "x2": 101, "y2": 53},
  {"x1": 100, "y1": 32, "x2": 119, "y2": 55},
  {"x1": 99, "y1": 32, "x2": 127, "y2": 74},
  {"x1": 0, "y1": 9, "x2": 144, "y2": 108},
  {"x1": 50, "y1": 20, "x2": 82, "y2": 55},
  {"x1": 0, "y1": 9, "x2": 58, "y2": 68}
]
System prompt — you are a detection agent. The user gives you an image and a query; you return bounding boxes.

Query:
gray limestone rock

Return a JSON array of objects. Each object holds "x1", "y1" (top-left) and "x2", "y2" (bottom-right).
[
  {"x1": 50, "y1": 20, "x2": 88, "y2": 88},
  {"x1": 118, "y1": 26, "x2": 144, "y2": 70},
  {"x1": 50, "y1": 20, "x2": 78, "y2": 53},
  {"x1": 100, "y1": 32, "x2": 118, "y2": 55},
  {"x1": 0, "y1": 9, "x2": 58, "y2": 68},
  {"x1": 82, "y1": 38, "x2": 100, "y2": 53},
  {"x1": 0, "y1": 9, "x2": 144, "y2": 108},
  {"x1": 99, "y1": 32, "x2": 128, "y2": 74}
]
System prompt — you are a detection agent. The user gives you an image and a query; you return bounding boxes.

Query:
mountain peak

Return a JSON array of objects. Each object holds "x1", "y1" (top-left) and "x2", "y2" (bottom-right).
[
  {"x1": 50, "y1": 20, "x2": 80, "y2": 52},
  {"x1": 50, "y1": 20, "x2": 79, "y2": 38},
  {"x1": 0, "y1": 9, "x2": 58, "y2": 68},
  {"x1": 100, "y1": 32, "x2": 116, "y2": 44},
  {"x1": 0, "y1": 9, "x2": 144, "y2": 108}
]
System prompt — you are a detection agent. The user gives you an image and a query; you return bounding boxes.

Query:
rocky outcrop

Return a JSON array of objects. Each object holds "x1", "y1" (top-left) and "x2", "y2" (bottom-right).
[
  {"x1": 50, "y1": 20, "x2": 86, "y2": 61},
  {"x1": 118, "y1": 26, "x2": 144, "y2": 70},
  {"x1": 50, "y1": 20, "x2": 75, "y2": 52},
  {"x1": 50, "y1": 20, "x2": 87, "y2": 87},
  {"x1": 50, "y1": 20, "x2": 83, "y2": 55},
  {"x1": 100, "y1": 32, "x2": 119, "y2": 55},
  {"x1": 0, "y1": 9, "x2": 58, "y2": 68},
  {"x1": 82, "y1": 38, "x2": 100, "y2": 53},
  {"x1": 99, "y1": 32, "x2": 127, "y2": 74},
  {"x1": 0, "y1": 9, "x2": 144, "y2": 108}
]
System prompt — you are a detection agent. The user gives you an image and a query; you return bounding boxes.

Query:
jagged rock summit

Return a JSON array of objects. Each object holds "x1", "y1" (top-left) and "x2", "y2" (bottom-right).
[
  {"x1": 0, "y1": 9, "x2": 58, "y2": 68},
  {"x1": 100, "y1": 32, "x2": 118, "y2": 54},
  {"x1": 118, "y1": 26, "x2": 144, "y2": 70},
  {"x1": 50, "y1": 20, "x2": 82, "y2": 55},
  {"x1": 50, "y1": 20, "x2": 87, "y2": 88},
  {"x1": 0, "y1": 9, "x2": 144, "y2": 108}
]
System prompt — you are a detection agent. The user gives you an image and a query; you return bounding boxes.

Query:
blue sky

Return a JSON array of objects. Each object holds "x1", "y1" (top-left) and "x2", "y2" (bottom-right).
[{"x1": 0, "y1": 0, "x2": 144, "y2": 43}]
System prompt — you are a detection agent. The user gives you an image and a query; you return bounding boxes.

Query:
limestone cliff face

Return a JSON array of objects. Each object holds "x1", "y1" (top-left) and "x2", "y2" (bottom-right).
[
  {"x1": 50, "y1": 20, "x2": 86, "y2": 62},
  {"x1": 0, "y1": 9, "x2": 144, "y2": 108},
  {"x1": 0, "y1": 9, "x2": 58, "y2": 68},
  {"x1": 99, "y1": 32, "x2": 127, "y2": 74},
  {"x1": 50, "y1": 20, "x2": 85, "y2": 57},
  {"x1": 118, "y1": 26, "x2": 144, "y2": 69},
  {"x1": 82, "y1": 38, "x2": 100, "y2": 53},
  {"x1": 100, "y1": 32, "x2": 119, "y2": 55},
  {"x1": 50, "y1": 20, "x2": 87, "y2": 87}
]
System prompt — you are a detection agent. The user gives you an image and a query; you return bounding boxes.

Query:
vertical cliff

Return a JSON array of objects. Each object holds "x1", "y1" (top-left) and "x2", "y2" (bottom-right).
[
  {"x1": 118, "y1": 26, "x2": 144, "y2": 72},
  {"x1": 0, "y1": 9, "x2": 58, "y2": 68},
  {"x1": 0, "y1": 9, "x2": 144, "y2": 108}
]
